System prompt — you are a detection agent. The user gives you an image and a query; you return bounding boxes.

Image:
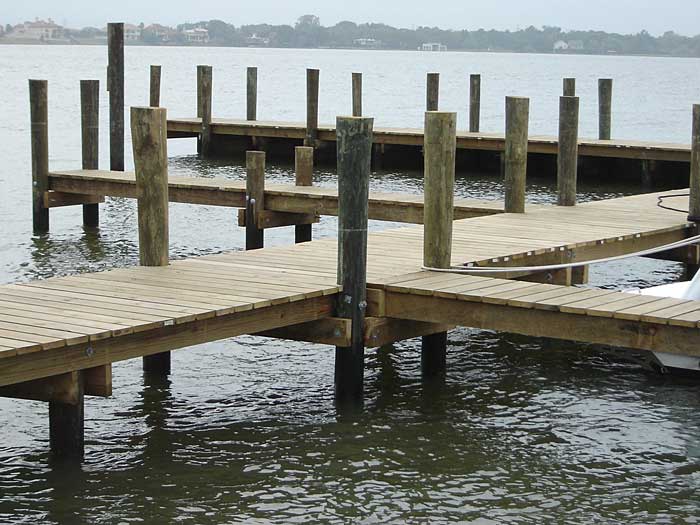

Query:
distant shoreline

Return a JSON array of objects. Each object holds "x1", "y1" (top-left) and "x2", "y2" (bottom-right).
[{"x1": 1, "y1": 39, "x2": 698, "y2": 60}]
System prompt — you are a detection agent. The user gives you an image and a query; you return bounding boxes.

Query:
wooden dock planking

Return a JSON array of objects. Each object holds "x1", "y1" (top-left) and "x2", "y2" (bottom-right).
[
  {"x1": 167, "y1": 118, "x2": 692, "y2": 163},
  {"x1": 2, "y1": 190, "x2": 700, "y2": 386},
  {"x1": 48, "y1": 169, "x2": 504, "y2": 223}
]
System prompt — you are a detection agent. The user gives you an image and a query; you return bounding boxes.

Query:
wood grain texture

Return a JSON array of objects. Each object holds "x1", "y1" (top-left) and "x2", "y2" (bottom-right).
[{"x1": 504, "y1": 97, "x2": 529, "y2": 213}]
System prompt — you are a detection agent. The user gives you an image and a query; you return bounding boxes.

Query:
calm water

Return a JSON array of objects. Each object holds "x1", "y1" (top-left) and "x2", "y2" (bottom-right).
[{"x1": 1, "y1": 45, "x2": 699, "y2": 524}]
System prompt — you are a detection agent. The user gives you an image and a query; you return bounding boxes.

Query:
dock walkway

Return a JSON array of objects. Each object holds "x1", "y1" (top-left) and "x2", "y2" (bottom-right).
[
  {"x1": 2, "y1": 190, "x2": 699, "y2": 389},
  {"x1": 168, "y1": 118, "x2": 692, "y2": 163}
]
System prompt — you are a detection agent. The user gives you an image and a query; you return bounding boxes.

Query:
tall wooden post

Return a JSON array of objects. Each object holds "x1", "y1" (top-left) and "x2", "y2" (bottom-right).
[
  {"x1": 598, "y1": 78, "x2": 613, "y2": 140},
  {"x1": 199, "y1": 65, "x2": 213, "y2": 157},
  {"x1": 557, "y1": 96, "x2": 579, "y2": 206},
  {"x1": 29, "y1": 79, "x2": 49, "y2": 233},
  {"x1": 131, "y1": 107, "x2": 171, "y2": 374},
  {"x1": 335, "y1": 116, "x2": 373, "y2": 404},
  {"x1": 422, "y1": 112, "x2": 457, "y2": 378},
  {"x1": 689, "y1": 105, "x2": 700, "y2": 221},
  {"x1": 49, "y1": 371, "x2": 85, "y2": 461},
  {"x1": 247, "y1": 67, "x2": 257, "y2": 121},
  {"x1": 504, "y1": 97, "x2": 529, "y2": 214},
  {"x1": 196, "y1": 65, "x2": 204, "y2": 153},
  {"x1": 352, "y1": 72, "x2": 362, "y2": 117},
  {"x1": 245, "y1": 151, "x2": 265, "y2": 250},
  {"x1": 563, "y1": 78, "x2": 576, "y2": 97},
  {"x1": 469, "y1": 74, "x2": 481, "y2": 133},
  {"x1": 107, "y1": 23, "x2": 124, "y2": 172},
  {"x1": 81, "y1": 80, "x2": 100, "y2": 227},
  {"x1": 426, "y1": 73, "x2": 439, "y2": 111},
  {"x1": 295, "y1": 146, "x2": 314, "y2": 243},
  {"x1": 150, "y1": 65, "x2": 161, "y2": 107},
  {"x1": 305, "y1": 68, "x2": 320, "y2": 147}
]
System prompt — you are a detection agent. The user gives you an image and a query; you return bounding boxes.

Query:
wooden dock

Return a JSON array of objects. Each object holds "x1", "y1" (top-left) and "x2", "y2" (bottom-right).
[
  {"x1": 168, "y1": 118, "x2": 692, "y2": 163},
  {"x1": 3, "y1": 190, "x2": 699, "y2": 386}
]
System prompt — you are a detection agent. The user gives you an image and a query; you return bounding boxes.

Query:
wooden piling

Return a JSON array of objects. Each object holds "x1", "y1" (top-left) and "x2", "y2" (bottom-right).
[
  {"x1": 504, "y1": 97, "x2": 530, "y2": 214},
  {"x1": 335, "y1": 116, "x2": 373, "y2": 403},
  {"x1": 557, "y1": 96, "x2": 579, "y2": 206},
  {"x1": 80, "y1": 80, "x2": 100, "y2": 227},
  {"x1": 107, "y1": 23, "x2": 124, "y2": 172},
  {"x1": 196, "y1": 65, "x2": 204, "y2": 118},
  {"x1": 352, "y1": 72, "x2": 362, "y2": 117},
  {"x1": 689, "y1": 105, "x2": 700, "y2": 221},
  {"x1": 132, "y1": 106, "x2": 170, "y2": 374},
  {"x1": 563, "y1": 78, "x2": 576, "y2": 97},
  {"x1": 49, "y1": 371, "x2": 85, "y2": 460},
  {"x1": 295, "y1": 146, "x2": 314, "y2": 243},
  {"x1": 149, "y1": 65, "x2": 161, "y2": 107},
  {"x1": 247, "y1": 67, "x2": 257, "y2": 121},
  {"x1": 199, "y1": 65, "x2": 213, "y2": 157},
  {"x1": 422, "y1": 112, "x2": 457, "y2": 378},
  {"x1": 426, "y1": 73, "x2": 439, "y2": 111},
  {"x1": 29, "y1": 79, "x2": 49, "y2": 233},
  {"x1": 469, "y1": 74, "x2": 481, "y2": 133},
  {"x1": 245, "y1": 151, "x2": 266, "y2": 250},
  {"x1": 305, "y1": 68, "x2": 320, "y2": 147},
  {"x1": 598, "y1": 78, "x2": 613, "y2": 140}
]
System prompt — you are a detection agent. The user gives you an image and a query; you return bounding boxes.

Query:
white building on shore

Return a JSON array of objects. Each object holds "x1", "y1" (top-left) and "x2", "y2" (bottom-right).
[{"x1": 9, "y1": 19, "x2": 65, "y2": 41}]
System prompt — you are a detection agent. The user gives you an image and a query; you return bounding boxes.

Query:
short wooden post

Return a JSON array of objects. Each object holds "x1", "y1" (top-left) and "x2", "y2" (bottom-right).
[
  {"x1": 107, "y1": 23, "x2": 124, "y2": 172},
  {"x1": 29, "y1": 79, "x2": 49, "y2": 233},
  {"x1": 305, "y1": 68, "x2": 320, "y2": 147},
  {"x1": 295, "y1": 146, "x2": 314, "y2": 243},
  {"x1": 335, "y1": 116, "x2": 373, "y2": 404},
  {"x1": 131, "y1": 106, "x2": 171, "y2": 374},
  {"x1": 689, "y1": 105, "x2": 700, "y2": 221},
  {"x1": 81, "y1": 80, "x2": 100, "y2": 227},
  {"x1": 504, "y1": 97, "x2": 529, "y2": 214},
  {"x1": 245, "y1": 151, "x2": 265, "y2": 250},
  {"x1": 426, "y1": 73, "x2": 439, "y2": 111},
  {"x1": 199, "y1": 65, "x2": 213, "y2": 157},
  {"x1": 598, "y1": 78, "x2": 613, "y2": 140},
  {"x1": 563, "y1": 78, "x2": 576, "y2": 97},
  {"x1": 469, "y1": 74, "x2": 481, "y2": 133},
  {"x1": 352, "y1": 72, "x2": 362, "y2": 117},
  {"x1": 247, "y1": 67, "x2": 257, "y2": 121},
  {"x1": 49, "y1": 371, "x2": 85, "y2": 460},
  {"x1": 422, "y1": 112, "x2": 457, "y2": 378},
  {"x1": 149, "y1": 65, "x2": 161, "y2": 107},
  {"x1": 557, "y1": 96, "x2": 579, "y2": 206}
]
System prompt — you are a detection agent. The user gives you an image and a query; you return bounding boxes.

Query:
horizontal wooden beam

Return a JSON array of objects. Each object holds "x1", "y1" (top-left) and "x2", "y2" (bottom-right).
[
  {"x1": 0, "y1": 295, "x2": 335, "y2": 388},
  {"x1": 384, "y1": 291, "x2": 700, "y2": 357},
  {"x1": 364, "y1": 317, "x2": 453, "y2": 348},
  {"x1": 256, "y1": 317, "x2": 351, "y2": 346},
  {"x1": 237, "y1": 209, "x2": 320, "y2": 229},
  {"x1": 43, "y1": 191, "x2": 104, "y2": 208},
  {"x1": 85, "y1": 364, "x2": 112, "y2": 397},
  {"x1": 0, "y1": 365, "x2": 113, "y2": 402}
]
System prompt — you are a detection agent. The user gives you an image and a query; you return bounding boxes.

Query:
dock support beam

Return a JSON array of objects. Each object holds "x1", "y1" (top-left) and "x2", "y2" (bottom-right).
[
  {"x1": 247, "y1": 67, "x2": 257, "y2": 121},
  {"x1": 246, "y1": 151, "x2": 266, "y2": 250},
  {"x1": 199, "y1": 65, "x2": 213, "y2": 157},
  {"x1": 422, "y1": 111, "x2": 457, "y2": 379},
  {"x1": 49, "y1": 371, "x2": 85, "y2": 461},
  {"x1": 426, "y1": 73, "x2": 439, "y2": 111},
  {"x1": 563, "y1": 78, "x2": 576, "y2": 97},
  {"x1": 598, "y1": 78, "x2": 613, "y2": 140},
  {"x1": 689, "y1": 105, "x2": 700, "y2": 222},
  {"x1": 30, "y1": 79, "x2": 49, "y2": 233},
  {"x1": 352, "y1": 72, "x2": 362, "y2": 117},
  {"x1": 107, "y1": 23, "x2": 124, "y2": 172},
  {"x1": 81, "y1": 80, "x2": 100, "y2": 227},
  {"x1": 557, "y1": 96, "x2": 579, "y2": 206},
  {"x1": 335, "y1": 116, "x2": 373, "y2": 404},
  {"x1": 295, "y1": 146, "x2": 314, "y2": 243},
  {"x1": 150, "y1": 65, "x2": 161, "y2": 107},
  {"x1": 504, "y1": 97, "x2": 530, "y2": 214},
  {"x1": 132, "y1": 106, "x2": 171, "y2": 375},
  {"x1": 469, "y1": 74, "x2": 481, "y2": 133},
  {"x1": 305, "y1": 68, "x2": 320, "y2": 147}
]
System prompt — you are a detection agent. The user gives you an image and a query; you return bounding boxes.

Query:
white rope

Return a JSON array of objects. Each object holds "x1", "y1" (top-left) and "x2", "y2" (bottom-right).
[{"x1": 422, "y1": 233, "x2": 700, "y2": 274}]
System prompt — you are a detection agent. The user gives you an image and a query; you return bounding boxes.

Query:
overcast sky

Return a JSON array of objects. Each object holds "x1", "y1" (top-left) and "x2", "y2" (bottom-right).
[{"x1": 5, "y1": 0, "x2": 700, "y2": 36}]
